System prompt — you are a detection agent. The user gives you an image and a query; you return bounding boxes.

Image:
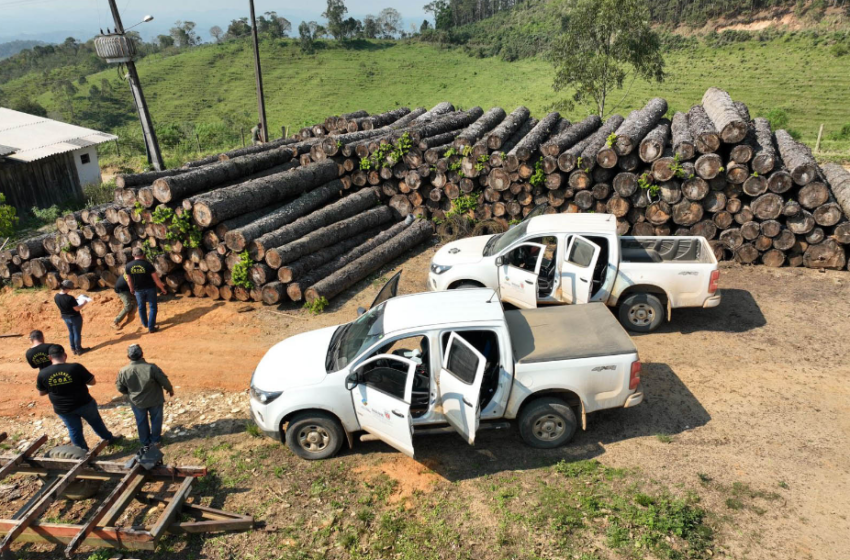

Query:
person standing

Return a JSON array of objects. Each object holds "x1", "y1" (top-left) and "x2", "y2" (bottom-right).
[
  {"x1": 116, "y1": 344, "x2": 173, "y2": 450},
  {"x1": 55, "y1": 280, "x2": 88, "y2": 355},
  {"x1": 251, "y1": 122, "x2": 264, "y2": 145},
  {"x1": 36, "y1": 344, "x2": 118, "y2": 450},
  {"x1": 125, "y1": 248, "x2": 167, "y2": 333},
  {"x1": 112, "y1": 273, "x2": 136, "y2": 330},
  {"x1": 25, "y1": 330, "x2": 52, "y2": 370}
]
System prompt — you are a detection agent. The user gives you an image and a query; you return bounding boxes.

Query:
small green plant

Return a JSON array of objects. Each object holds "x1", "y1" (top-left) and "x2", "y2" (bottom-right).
[
  {"x1": 656, "y1": 433, "x2": 673, "y2": 444},
  {"x1": 29, "y1": 204, "x2": 61, "y2": 225},
  {"x1": 336, "y1": 139, "x2": 343, "y2": 148},
  {"x1": 529, "y1": 159, "x2": 545, "y2": 188},
  {"x1": 698, "y1": 473, "x2": 712, "y2": 484},
  {"x1": 669, "y1": 153, "x2": 686, "y2": 179},
  {"x1": 474, "y1": 154, "x2": 490, "y2": 172},
  {"x1": 446, "y1": 193, "x2": 478, "y2": 218},
  {"x1": 718, "y1": 166, "x2": 725, "y2": 173},
  {"x1": 725, "y1": 497, "x2": 744, "y2": 510},
  {"x1": 359, "y1": 132, "x2": 414, "y2": 171},
  {"x1": 0, "y1": 195, "x2": 19, "y2": 236},
  {"x1": 752, "y1": 171, "x2": 759, "y2": 177},
  {"x1": 61, "y1": 244, "x2": 72, "y2": 253},
  {"x1": 442, "y1": 146, "x2": 459, "y2": 158},
  {"x1": 576, "y1": 156, "x2": 583, "y2": 167},
  {"x1": 245, "y1": 422, "x2": 262, "y2": 438},
  {"x1": 141, "y1": 239, "x2": 163, "y2": 260},
  {"x1": 304, "y1": 296, "x2": 329, "y2": 314},
  {"x1": 778, "y1": 480, "x2": 789, "y2": 489},
  {"x1": 605, "y1": 132, "x2": 618, "y2": 148},
  {"x1": 638, "y1": 172, "x2": 660, "y2": 196},
  {"x1": 231, "y1": 251, "x2": 255, "y2": 289},
  {"x1": 133, "y1": 201, "x2": 144, "y2": 217},
  {"x1": 508, "y1": 219, "x2": 521, "y2": 226},
  {"x1": 461, "y1": 145, "x2": 473, "y2": 157}
]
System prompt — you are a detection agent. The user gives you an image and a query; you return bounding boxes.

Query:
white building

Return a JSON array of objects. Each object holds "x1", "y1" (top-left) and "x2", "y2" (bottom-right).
[{"x1": 0, "y1": 108, "x2": 117, "y2": 210}]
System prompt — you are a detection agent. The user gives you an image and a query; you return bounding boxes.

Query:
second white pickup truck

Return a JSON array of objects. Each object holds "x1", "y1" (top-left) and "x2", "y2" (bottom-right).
[{"x1": 428, "y1": 211, "x2": 721, "y2": 332}]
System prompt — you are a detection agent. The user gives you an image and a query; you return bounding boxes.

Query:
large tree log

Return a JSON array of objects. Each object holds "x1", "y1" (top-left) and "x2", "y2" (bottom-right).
[
  {"x1": 638, "y1": 119, "x2": 672, "y2": 163},
  {"x1": 821, "y1": 163, "x2": 850, "y2": 218},
  {"x1": 16, "y1": 233, "x2": 52, "y2": 260},
  {"x1": 361, "y1": 107, "x2": 412, "y2": 130},
  {"x1": 803, "y1": 239, "x2": 846, "y2": 269},
  {"x1": 775, "y1": 129, "x2": 818, "y2": 185},
  {"x1": 734, "y1": 243, "x2": 760, "y2": 264},
  {"x1": 277, "y1": 227, "x2": 385, "y2": 284},
  {"x1": 500, "y1": 117, "x2": 538, "y2": 165},
  {"x1": 511, "y1": 112, "x2": 561, "y2": 161},
  {"x1": 750, "y1": 193, "x2": 783, "y2": 220},
  {"x1": 305, "y1": 220, "x2": 433, "y2": 303},
  {"x1": 672, "y1": 200, "x2": 703, "y2": 226},
  {"x1": 224, "y1": 182, "x2": 342, "y2": 253},
  {"x1": 152, "y1": 145, "x2": 297, "y2": 203},
  {"x1": 695, "y1": 153, "x2": 723, "y2": 180},
  {"x1": 264, "y1": 206, "x2": 394, "y2": 268},
  {"x1": 613, "y1": 97, "x2": 668, "y2": 155},
  {"x1": 485, "y1": 106, "x2": 531, "y2": 151},
  {"x1": 701, "y1": 87, "x2": 747, "y2": 143},
  {"x1": 115, "y1": 168, "x2": 190, "y2": 189},
  {"x1": 813, "y1": 202, "x2": 842, "y2": 227},
  {"x1": 687, "y1": 105, "x2": 720, "y2": 154},
  {"x1": 454, "y1": 107, "x2": 506, "y2": 148},
  {"x1": 409, "y1": 107, "x2": 484, "y2": 141},
  {"x1": 541, "y1": 114, "x2": 601, "y2": 157},
  {"x1": 797, "y1": 181, "x2": 829, "y2": 209},
  {"x1": 192, "y1": 161, "x2": 339, "y2": 227},
  {"x1": 767, "y1": 170, "x2": 793, "y2": 194},
  {"x1": 671, "y1": 111, "x2": 696, "y2": 160},
  {"x1": 579, "y1": 114, "x2": 625, "y2": 172},
  {"x1": 751, "y1": 117, "x2": 777, "y2": 174},
  {"x1": 787, "y1": 209, "x2": 816, "y2": 234},
  {"x1": 248, "y1": 187, "x2": 379, "y2": 261},
  {"x1": 720, "y1": 228, "x2": 744, "y2": 250},
  {"x1": 761, "y1": 249, "x2": 786, "y2": 268},
  {"x1": 409, "y1": 102, "x2": 455, "y2": 125}
]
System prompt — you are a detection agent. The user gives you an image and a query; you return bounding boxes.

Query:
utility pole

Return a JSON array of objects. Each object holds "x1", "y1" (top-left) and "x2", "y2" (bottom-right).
[
  {"x1": 106, "y1": 0, "x2": 165, "y2": 170},
  {"x1": 248, "y1": 0, "x2": 269, "y2": 142}
]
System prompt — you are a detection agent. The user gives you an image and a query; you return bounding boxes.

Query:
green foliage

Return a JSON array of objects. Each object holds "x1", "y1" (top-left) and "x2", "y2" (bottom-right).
[
  {"x1": 761, "y1": 107, "x2": 790, "y2": 129},
  {"x1": 141, "y1": 239, "x2": 163, "y2": 260},
  {"x1": 442, "y1": 146, "x2": 459, "y2": 158},
  {"x1": 529, "y1": 159, "x2": 546, "y2": 188},
  {"x1": 551, "y1": 0, "x2": 665, "y2": 117},
  {"x1": 638, "y1": 172, "x2": 659, "y2": 196},
  {"x1": 359, "y1": 132, "x2": 414, "y2": 170},
  {"x1": 474, "y1": 153, "x2": 490, "y2": 172},
  {"x1": 831, "y1": 123, "x2": 850, "y2": 141},
  {"x1": 82, "y1": 181, "x2": 115, "y2": 206},
  {"x1": 446, "y1": 193, "x2": 478, "y2": 218},
  {"x1": 0, "y1": 194, "x2": 19, "y2": 237},
  {"x1": 231, "y1": 251, "x2": 255, "y2": 289},
  {"x1": 29, "y1": 204, "x2": 61, "y2": 224},
  {"x1": 245, "y1": 421, "x2": 262, "y2": 438},
  {"x1": 150, "y1": 206, "x2": 202, "y2": 248},
  {"x1": 605, "y1": 132, "x2": 618, "y2": 148},
  {"x1": 304, "y1": 296, "x2": 329, "y2": 314},
  {"x1": 669, "y1": 153, "x2": 687, "y2": 179}
]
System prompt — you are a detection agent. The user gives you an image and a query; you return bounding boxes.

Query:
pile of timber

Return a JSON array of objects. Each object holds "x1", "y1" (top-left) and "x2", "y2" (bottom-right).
[{"x1": 5, "y1": 90, "x2": 850, "y2": 308}]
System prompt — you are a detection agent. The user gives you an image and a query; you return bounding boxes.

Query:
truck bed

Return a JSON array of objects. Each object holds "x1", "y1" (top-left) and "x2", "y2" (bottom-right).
[
  {"x1": 504, "y1": 303, "x2": 636, "y2": 364},
  {"x1": 620, "y1": 236, "x2": 713, "y2": 263}
]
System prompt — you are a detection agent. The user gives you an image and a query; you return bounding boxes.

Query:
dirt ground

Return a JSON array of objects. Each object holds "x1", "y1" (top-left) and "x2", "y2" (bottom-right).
[{"x1": 1, "y1": 245, "x2": 849, "y2": 559}]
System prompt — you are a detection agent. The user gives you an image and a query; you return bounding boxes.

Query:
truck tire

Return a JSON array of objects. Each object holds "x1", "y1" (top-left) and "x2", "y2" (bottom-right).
[
  {"x1": 451, "y1": 281, "x2": 483, "y2": 290},
  {"x1": 284, "y1": 412, "x2": 345, "y2": 461},
  {"x1": 43, "y1": 445, "x2": 102, "y2": 500},
  {"x1": 518, "y1": 397, "x2": 578, "y2": 449},
  {"x1": 618, "y1": 293, "x2": 664, "y2": 333}
]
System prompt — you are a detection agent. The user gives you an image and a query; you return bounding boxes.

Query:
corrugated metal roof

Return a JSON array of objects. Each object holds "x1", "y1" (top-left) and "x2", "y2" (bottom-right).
[
  {"x1": 0, "y1": 108, "x2": 118, "y2": 163},
  {"x1": 0, "y1": 144, "x2": 15, "y2": 156}
]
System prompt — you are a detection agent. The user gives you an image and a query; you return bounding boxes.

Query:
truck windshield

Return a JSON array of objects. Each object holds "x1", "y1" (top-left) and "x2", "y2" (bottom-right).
[
  {"x1": 326, "y1": 302, "x2": 387, "y2": 372},
  {"x1": 484, "y1": 220, "x2": 530, "y2": 256}
]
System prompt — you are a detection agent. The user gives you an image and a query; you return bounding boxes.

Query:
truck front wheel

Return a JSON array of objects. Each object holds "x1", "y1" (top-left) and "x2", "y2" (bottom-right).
[
  {"x1": 618, "y1": 293, "x2": 664, "y2": 333},
  {"x1": 284, "y1": 412, "x2": 345, "y2": 460},
  {"x1": 518, "y1": 397, "x2": 578, "y2": 449}
]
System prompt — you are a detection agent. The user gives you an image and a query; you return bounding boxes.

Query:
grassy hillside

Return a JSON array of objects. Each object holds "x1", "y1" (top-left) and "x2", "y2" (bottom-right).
[{"x1": 3, "y1": 33, "x2": 849, "y2": 170}]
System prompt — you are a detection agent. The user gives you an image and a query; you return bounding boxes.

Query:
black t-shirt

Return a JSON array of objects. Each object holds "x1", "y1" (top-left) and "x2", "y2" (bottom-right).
[
  {"x1": 55, "y1": 293, "x2": 81, "y2": 318},
  {"x1": 26, "y1": 343, "x2": 53, "y2": 370},
  {"x1": 36, "y1": 362, "x2": 94, "y2": 414},
  {"x1": 114, "y1": 274, "x2": 129, "y2": 294},
  {"x1": 125, "y1": 259, "x2": 156, "y2": 291}
]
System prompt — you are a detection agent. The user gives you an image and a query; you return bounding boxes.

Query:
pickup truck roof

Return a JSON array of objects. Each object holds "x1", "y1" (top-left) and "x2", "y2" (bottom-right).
[
  {"x1": 504, "y1": 303, "x2": 636, "y2": 363},
  {"x1": 526, "y1": 213, "x2": 618, "y2": 236},
  {"x1": 382, "y1": 288, "x2": 504, "y2": 332}
]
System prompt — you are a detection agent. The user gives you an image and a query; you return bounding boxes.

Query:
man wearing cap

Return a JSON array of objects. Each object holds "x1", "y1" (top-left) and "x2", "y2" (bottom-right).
[
  {"x1": 125, "y1": 248, "x2": 167, "y2": 334},
  {"x1": 25, "y1": 330, "x2": 52, "y2": 371},
  {"x1": 36, "y1": 344, "x2": 117, "y2": 450},
  {"x1": 116, "y1": 344, "x2": 174, "y2": 450},
  {"x1": 54, "y1": 280, "x2": 88, "y2": 355}
]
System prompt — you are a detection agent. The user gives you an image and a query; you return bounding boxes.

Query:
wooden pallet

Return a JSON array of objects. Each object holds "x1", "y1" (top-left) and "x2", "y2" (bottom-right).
[{"x1": 0, "y1": 432, "x2": 253, "y2": 557}]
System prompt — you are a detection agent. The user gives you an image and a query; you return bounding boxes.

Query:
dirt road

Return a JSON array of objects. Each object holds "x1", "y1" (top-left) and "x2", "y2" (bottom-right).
[{"x1": 1, "y1": 247, "x2": 848, "y2": 559}]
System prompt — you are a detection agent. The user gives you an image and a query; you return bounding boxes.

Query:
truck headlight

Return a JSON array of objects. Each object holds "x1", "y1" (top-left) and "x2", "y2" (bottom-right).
[
  {"x1": 430, "y1": 263, "x2": 452, "y2": 275},
  {"x1": 251, "y1": 385, "x2": 282, "y2": 405}
]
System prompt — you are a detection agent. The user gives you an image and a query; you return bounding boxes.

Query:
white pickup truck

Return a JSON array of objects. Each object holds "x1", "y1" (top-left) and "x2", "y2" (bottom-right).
[
  {"x1": 249, "y1": 276, "x2": 643, "y2": 460},
  {"x1": 428, "y1": 211, "x2": 721, "y2": 332}
]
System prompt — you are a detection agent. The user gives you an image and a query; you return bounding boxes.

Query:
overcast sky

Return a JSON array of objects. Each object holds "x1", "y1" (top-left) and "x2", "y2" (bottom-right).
[{"x1": 0, "y1": 0, "x2": 429, "y2": 43}]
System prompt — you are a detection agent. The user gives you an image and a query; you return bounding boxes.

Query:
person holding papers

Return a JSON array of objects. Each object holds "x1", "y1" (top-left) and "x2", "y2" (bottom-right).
[{"x1": 54, "y1": 280, "x2": 89, "y2": 355}]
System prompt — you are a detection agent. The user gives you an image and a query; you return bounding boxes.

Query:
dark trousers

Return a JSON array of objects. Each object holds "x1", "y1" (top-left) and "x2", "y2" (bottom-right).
[
  {"x1": 62, "y1": 315, "x2": 83, "y2": 352},
  {"x1": 130, "y1": 403, "x2": 164, "y2": 447},
  {"x1": 135, "y1": 288, "x2": 158, "y2": 331},
  {"x1": 56, "y1": 399, "x2": 113, "y2": 450}
]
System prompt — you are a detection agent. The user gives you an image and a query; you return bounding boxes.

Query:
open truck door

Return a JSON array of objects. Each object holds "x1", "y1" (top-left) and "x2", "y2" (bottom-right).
[
  {"x1": 438, "y1": 332, "x2": 487, "y2": 445},
  {"x1": 349, "y1": 354, "x2": 416, "y2": 457},
  {"x1": 497, "y1": 243, "x2": 546, "y2": 309},
  {"x1": 561, "y1": 236, "x2": 601, "y2": 304}
]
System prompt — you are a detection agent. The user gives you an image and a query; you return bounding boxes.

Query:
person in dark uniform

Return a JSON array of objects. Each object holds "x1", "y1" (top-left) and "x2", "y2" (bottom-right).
[
  {"x1": 251, "y1": 122, "x2": 264, "y2": 145},
  {"x1": 36, "y1": 344, "x2": 118, "y2": 450},
  {"x1": 55, "y1": 280, "x2": 88, "y2": 355},
  {"x1": 125, "y1": 248, "x2": 167, "y2": 333},
  {"x1": 112, "y1": 273, "x2": 136, "y2": 330},
  {"x1": 25, "y1": 330, "x2": 52, "y2": 370}
]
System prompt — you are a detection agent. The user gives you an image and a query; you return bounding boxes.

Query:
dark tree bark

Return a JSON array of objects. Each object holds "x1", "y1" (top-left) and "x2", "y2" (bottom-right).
[
  {"x1": 578, "y1": 114, "x2": 625, "y2": 172},
  {"x1": 787, "y1": 209, "x2": 816, "y2": 235},
  {"x1": 768, "y1": 170, "x2": 793, "y2": 194},
  {"x1": 305, "y1": 219, "x2": 433, "y2": 303},
  {"x1": 361, "y1": 107, "x2": 412, "y2": 130},
  {"x1": 720, "y1": 228, "x2": 744, "y2": 250},
  {"x1": 701, "y1": 87, "x2": 748, "y2": 143},
  {"x1": 419, "y1": 129, "x2": 464, "y2": 151},
  {"x1": 694, "y1": 153, "x2": 723, "y2": 180},
  {"x1": 691, "y1": 220, "x2": 717, "y2": 240},
  {"x1": 751, "y1": 193, "x2": 783, "y2": 220},
  {"x1": 687, "y1": 105, "x2": 721, "y2": 154},
  {"x1": 409, "y1": 102, "x2": 455, "y2": 125},
  {"x1": 17, "y1": 233, "x2": 52, "y2": 260},
  {"x1": 511, "y1": 112, "x2": 561, "y2": 161},
  {"x1": 682, "y1": 177, "x2": 709, "y2": 201},
  {"x1": 672, "y1": 200, "x2": 704, "y2": 226},
  {"x1": 671, "y1": 111, "x2": 696, "y2": 160},
  {"x1": 153, "y1": 145, "x2": 297, "y2": 203},
  {"x1": 775, "y1": 129, "x2": 818, "y2": 185},
  {"x1": 116, "y1": 168, "x2": 189, "y2": 188},
  {"x1": 751, "y1": 118, "x2": 777, "y2": 175},
  {"x1": 192, "y1": 161, "x2": 339, "y2": 227},
  {"x1": 639, "y1": 119, "x2": 671, "y2": 163},
  {"x1": 614, "y1": 98, "x2": 668, "y2": 156},
  {"x1": 821, "y1": 163, "x2": 850, "y2": 216},
  {"x1": 541, "y1": 115, "x2": 602, "y2": 157},
  {"x1": 409, "y1": 107, "x2": 484, "y2": 141},
  {"x1": 797, "y1": 181, "x2": 830, "y2": 209},
  {"x1": 803, "y1": 239, "x2": 846, "y2": 269},
  {"x1": 276, "y1": 227, "x2": 385, "y2": 284},
  {"x1": 454, "y1": 107, "x2": 507, "y2": 148},
  {"x1": 813, "y1": 202, "x2": 842, "y2": 227}
]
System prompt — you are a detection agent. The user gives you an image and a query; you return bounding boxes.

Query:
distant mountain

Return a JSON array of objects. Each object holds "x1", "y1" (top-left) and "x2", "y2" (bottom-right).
[{"x1": 0, "y1": 40, "x2": 47, "y2": 60}]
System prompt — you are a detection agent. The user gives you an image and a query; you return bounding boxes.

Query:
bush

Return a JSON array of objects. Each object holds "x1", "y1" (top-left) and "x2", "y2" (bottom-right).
[
  {"x1": 29, "y1": 204, "x2": 61, "y2": 225},
  {"x1": 830, "y1": 123, "x2": 850, "y2": 141},
  {"x1": 83, "y1": 181, "x2": 115, "y2": 205},
  {"x1": 831, "y1": 43, "x2": 849, "y2": 57},
  {"x1": 0, "y1": 194, "x2": 18, "y2": 237},
  {"x1": 761, "y1": 108, "x2": 790, "y2": 130}
]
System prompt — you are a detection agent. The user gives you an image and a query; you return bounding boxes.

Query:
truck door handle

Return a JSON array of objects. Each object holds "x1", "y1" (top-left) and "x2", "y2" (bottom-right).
[
  {"x1": 579, "y1": 278, "x2": 588, "y2": 283},
  {"x1": 392, "y1": 410, "x2": 404, "y2": 418},
  {"x1": 462, "y1": 398, "x2": 473, "y2": 407},
  {"x1": 524, "y1": 280, "x2": 533, "y2": 285}
]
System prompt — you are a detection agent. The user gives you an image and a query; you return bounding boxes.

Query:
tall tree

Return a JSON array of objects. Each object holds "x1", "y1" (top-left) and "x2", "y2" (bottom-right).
[
  {"x1": 550, "y1": 0, "x2": 665, "y2": 117},
  {"x1": 377, "y1": 8, "x2": 403, "y2": 38},
  {"x1": 424, "y1": 0, "x2": 453, "y2": 30},
  {"x1": 420, "y1": 19, "x2": 431, "y2": 33},
  {"x1": 322, "y1": 0, "x2": 349, "y2": 39},
  {"x1": 156, "y1": 34, "x2": 174, "y2": 48},
  {"x1": 210, "y1": 25, "x2": 224, "y2": 43},
  {"x1": 299, "y1": 21, "x2": 316, "y2": 53},
  {"x1": 258, "y1": 12, "x2": 291, "y2": 38},
  {"x1": 362, "y1": 15, "x2": 380, "y2": 39},
  {"x1": 170, "y1": 21, "x2": 199, "y2": 47},
  {"x1": 226, "y1": 17, "x2": 252, "y2": 39}
]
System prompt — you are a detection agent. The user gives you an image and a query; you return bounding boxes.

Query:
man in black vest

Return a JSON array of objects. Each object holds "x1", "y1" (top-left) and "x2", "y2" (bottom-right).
[
  {"x1": 125, "y1": 248, "x2": 167, "y2": 333},
  {"x1": 25, "y1": 330, "x2": 52, "y2": 370}
]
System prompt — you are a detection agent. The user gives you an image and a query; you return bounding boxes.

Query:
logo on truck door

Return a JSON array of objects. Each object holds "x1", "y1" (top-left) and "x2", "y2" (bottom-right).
[{"x1": 591, "y1": 365, "x2": 616, "y2": 371}]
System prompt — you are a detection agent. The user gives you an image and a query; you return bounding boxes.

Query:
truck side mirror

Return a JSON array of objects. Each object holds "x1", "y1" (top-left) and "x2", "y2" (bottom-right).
[
  {"x1": 356, "y1": 306, "x2": 366, "y2": 316},
  {"x1": 495, "y1": 256, "x2": 504, "y2": 266},
  {"x1": 345, "y1": 371, "x2": 359, "y2": 391}
]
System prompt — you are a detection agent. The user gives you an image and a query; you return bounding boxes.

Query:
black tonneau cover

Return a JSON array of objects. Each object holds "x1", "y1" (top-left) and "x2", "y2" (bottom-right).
[{"x1": 504, "y1": 303, "x2": 636, "y2": 364}]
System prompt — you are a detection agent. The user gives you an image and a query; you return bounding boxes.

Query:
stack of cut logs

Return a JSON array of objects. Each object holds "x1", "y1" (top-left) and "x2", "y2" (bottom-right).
[{"x1": 3, "y1": 89, "x2": 850, "y2": 308}]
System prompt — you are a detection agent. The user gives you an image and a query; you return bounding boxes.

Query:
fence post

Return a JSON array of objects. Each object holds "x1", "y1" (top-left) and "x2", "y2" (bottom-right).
[
  {"x1": 815, "y1": 124, "x2": 824, "y2": 153},
  {"x1": 241, "y1": 127, "x2": 246, "y2": 148},
  {"x1": 281, "y1": 125, "x2": 287, "y2": 139},
  {"x1": 195, "y1": 132, "x2": 201, "y2": 154}
]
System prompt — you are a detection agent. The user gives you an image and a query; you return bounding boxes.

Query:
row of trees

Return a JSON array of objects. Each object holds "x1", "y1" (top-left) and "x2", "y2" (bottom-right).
[{"x1": 424, "y1": 0, "x2": 530, "y2": 29}]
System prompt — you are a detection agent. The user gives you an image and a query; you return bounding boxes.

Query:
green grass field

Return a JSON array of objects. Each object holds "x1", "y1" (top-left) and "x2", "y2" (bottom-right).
[{"x1": 4, "y1": 34, "x2": 850, "y2": 170}]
